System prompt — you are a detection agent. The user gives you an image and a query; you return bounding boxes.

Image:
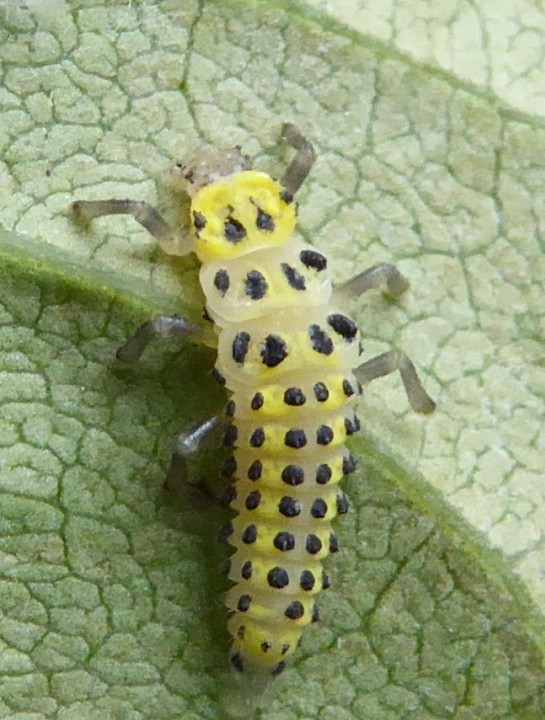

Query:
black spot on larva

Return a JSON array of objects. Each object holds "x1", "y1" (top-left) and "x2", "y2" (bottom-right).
[
  {"x1": 237, "y1": 625, "x2": 245, "y2": 639},
  {"x1": 247, "y1": 460, "x2": 263, "y2": 481},
  {"x1": 226, "y1": 400, "x2": 236, "y2": 417},
  {"x1": 343, "y1": 378, "x2": 355, "y2": 397},
  {"x1": 285, "y1": 429, "x2": 307, "y2": 449},
  {"x1": 256, "y1": 207, "x2": 275, "y2": 232},
  {"x1": 250, "y1": 428, "x2": 265, "y2": 448},
  {"x1": 268, "y1": 566, "x2": 289, "y2": 589},
  {"x1": 231, "y1": 652, "x2": 244, "y2": 672},
  {"x1": 193, "y1": 211, "x2": 207, "y2": 230},
  {"x1": 222, "y1": 456, "x2": 237, "y2": 477},
  {"x1": 261, "y1": 334, "x2": 289, "y2": 368},
  {"x1": 212, "y1": 367, "x2": 226, "y2": 385},
  {"x1": 281, "y1": 643, "x2": 290, "y2": 655},
  {"x1": 337, "y1": 493, "x2": 349, "y2": 515},
  {"x1": 281, "y1": 262, "x2": 306, "y2": 291},
  {"x1": 261, "y1": 641, "x2": 272, "y2": 652},
  {"x1": 280, "y1": 190, "x2": 294, "y2": 204},
  {"x1": 311, "y1": 604, "x2": 321, "y2": 623},
  {"x1": 329, "y1": 532, "x2": 339, "y2": 553},
  {"x1": 299, "y1": 249, "x2": 327, "y2": 272},
  {"x1": 281, "y1": 465, "x2": 304, "y2": 486},
  {"x1": 213, "y1": 268, "x2": 230, "y2": 295},
  {"x1": 274, "y1": 531, "x2": 295, "y2": 551},
  {"x1": 278, "y1": 496, "x2": 301, "y2": 518},
  {"x1": 237, "y1": 594, "x2": 252, "y2": 612},
  {"x1": 322, "y1": 571, "x2": 331, "y2": 589},
  {"x1": 309, "y1": 325, "x2": 334, "y2": 355},
  {"x1": 224, "y1": 216, "x2": 247, "y2": 243},
  {"x1": 316, "y1": 464, "x2": 332, "y2": 484},
  {"x1": 354, "y1": 415, "x2": 361, "y2": 432},
  {"x1": 311, "y1": 498, "x2": 328, "y2": 519},
  {"x1": 251, "y1": 392, "x2": 264, "y2": 411},
  {"x1": 300, "y1": 570, "x2": 315, "y2": 591},
  {"x1": 316, "y1": 425, "x2": 334, "y2": 446},
  {"x1": 245, "y1": 490, "x2": 261, "y2": 510},
  {"x1": 220, "y1": 486, "x2": 237, "y2": 507},
  {"x1": 343, "y1": 453, "x2": 357, "y2": 475},
  {"x1": 224, "y1": 425, "x2": 238, "y2": 448},
  {"x1": 306, "y1": 534, "x2": 322, "y2": 555},
  {"x1": 313, "y1": 382, "x2": 329, "y2": 402},
  {"x1": 284, "y1": 387, "x2": 306, "y2": 406},
  {"x1": 285, "y1": 601, "x2": 304, "y2": 620},
  {"x1": 241, "y1": 560, "x2": 253, "y2": 580},
  {"x1": 344, "y1": 417, "x2": 356, "y2": 436},
  {"x1": 242, "y1": 525, "x2": 257, "y2": 544},
  {"x1": 232, "y1": 331, "x2": 251, "y2": 364},
  {"x1": 245, "y1": 270, "x2": 268, "y2": 300},
  {"x1": 328, "y1": 313, "x2": 358, "y2": 341},
  {"x1": 272, "y1": 661, "x2": 286, "y2": 676}
]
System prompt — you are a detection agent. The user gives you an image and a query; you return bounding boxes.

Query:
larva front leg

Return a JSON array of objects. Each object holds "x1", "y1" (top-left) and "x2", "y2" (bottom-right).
[
  {"x1": 281, "y1": 122, "x2": 316, "y2": 195},
  {"x1": 70, "y1": 198, "x2": 191, "y2": 256},
  {"x1": 71, "y1": 198, "x2": 173, "y2": 245}
]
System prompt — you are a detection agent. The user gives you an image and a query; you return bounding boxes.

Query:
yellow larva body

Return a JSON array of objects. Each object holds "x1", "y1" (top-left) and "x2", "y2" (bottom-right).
[{"x1": 193, "y1": 170, "x2": 361, "y2": 675}]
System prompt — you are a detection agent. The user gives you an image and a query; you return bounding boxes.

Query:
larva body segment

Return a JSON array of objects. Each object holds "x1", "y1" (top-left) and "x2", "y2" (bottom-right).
[{"x1": 194, "y1": 170, "x2": 361, "y2": 674}]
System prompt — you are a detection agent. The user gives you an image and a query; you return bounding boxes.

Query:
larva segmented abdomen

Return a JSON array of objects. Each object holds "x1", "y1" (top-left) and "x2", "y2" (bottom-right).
[{"x1": 201, "y1": 240, "x2": 362, "y2": 675}]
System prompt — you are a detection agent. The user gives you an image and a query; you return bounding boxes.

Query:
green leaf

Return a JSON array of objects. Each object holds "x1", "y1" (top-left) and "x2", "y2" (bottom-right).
[{"x1": 1, "y1": 1, "x2": 545, "y2": 718}]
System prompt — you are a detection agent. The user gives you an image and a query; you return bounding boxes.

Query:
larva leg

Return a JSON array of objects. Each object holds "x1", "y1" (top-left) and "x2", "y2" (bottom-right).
[
  {"x1": 281, "y1": 122, "x2": 316, "y2": 195},
  {"x1": 355, "y1": 349, "x2": 436, "y2": 414},
  {"x1": 70, "y1": 199, "x2": 191, "y2": 256},
  {"x1": 71, "y1": 198, "x2": 173, "y2": 243},
  {"x1": 165, "y1": 415, "x2": 223, "y2": 490},
  {"x1": 334, "y1": 263, "x2": 410, "y2": 302},
  {"x1": 116, "y1": 315, "x2": 216, "y2": 363}
]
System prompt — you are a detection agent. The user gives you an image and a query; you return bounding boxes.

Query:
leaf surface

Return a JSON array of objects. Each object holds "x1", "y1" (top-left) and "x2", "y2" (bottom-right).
[{"x1": 1, "y1": 1, "x2": 544, "y2": 717}]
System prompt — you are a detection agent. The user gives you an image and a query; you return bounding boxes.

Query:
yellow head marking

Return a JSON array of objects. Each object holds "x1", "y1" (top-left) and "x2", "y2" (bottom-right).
[{"x1": 191, "y1": 171, "x2": 296, "y2": 262}]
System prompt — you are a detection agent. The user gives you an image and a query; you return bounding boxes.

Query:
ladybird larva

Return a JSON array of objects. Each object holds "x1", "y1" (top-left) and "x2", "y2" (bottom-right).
[{"x1": 70, "y1": 123, "x2": 435, "y2": 677}]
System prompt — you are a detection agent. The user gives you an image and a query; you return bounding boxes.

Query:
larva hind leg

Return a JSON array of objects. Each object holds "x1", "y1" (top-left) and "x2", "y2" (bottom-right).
[
  {"x1": 116, "y1": 315, "x2": 216, "y2": 363},
  {"x1": 355, "y1": 349, "x2": 436, "y2": 414},
  {"x1": 281, "y1": 122, "x2": 316, "y2": 195}
]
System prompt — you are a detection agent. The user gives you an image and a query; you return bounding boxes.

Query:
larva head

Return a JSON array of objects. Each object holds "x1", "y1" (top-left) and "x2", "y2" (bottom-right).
[
  {"x1": 172, "y1": 146, "x2": 252, "y2": 196},
  {"x1": 189, "y1": 171, "x2": 297, "y2": 263}
]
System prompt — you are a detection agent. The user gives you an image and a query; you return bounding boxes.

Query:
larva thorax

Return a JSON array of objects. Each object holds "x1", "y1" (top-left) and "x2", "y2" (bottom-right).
[{"x1": 191, "y1": 170, "x2": 361, "y2": 675}]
